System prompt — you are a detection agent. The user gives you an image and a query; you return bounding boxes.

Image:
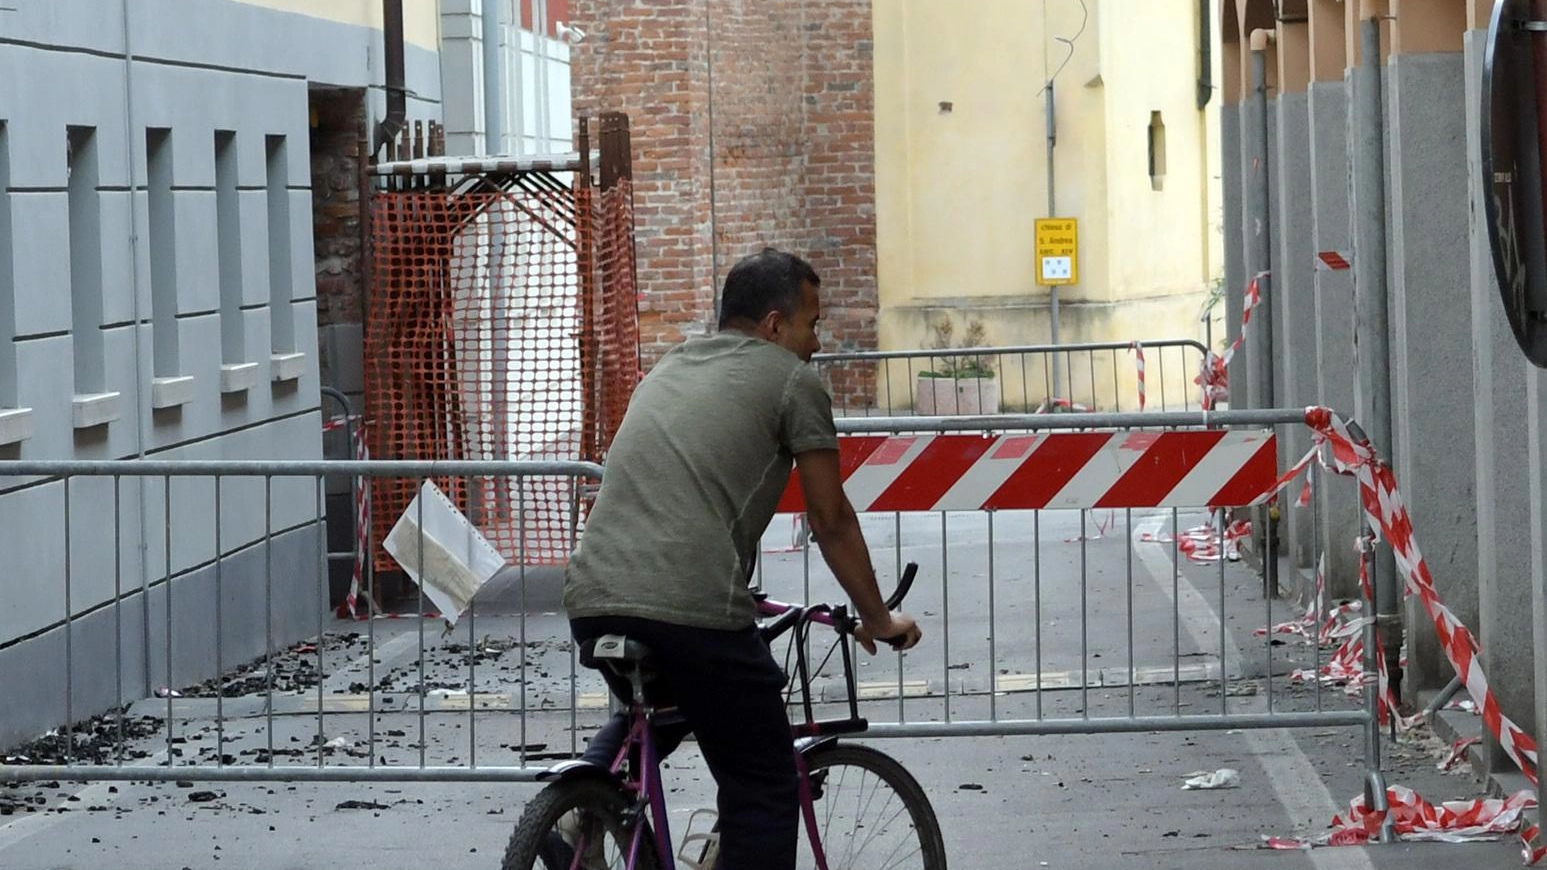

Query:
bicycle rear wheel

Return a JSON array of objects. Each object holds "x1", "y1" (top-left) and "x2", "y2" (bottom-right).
[
  {"x1": 502, "y1": 777, "x2": 660, "y2": 870},
  {"x1": 799, "y1": 742, "x2": 947, "y2": 870}
]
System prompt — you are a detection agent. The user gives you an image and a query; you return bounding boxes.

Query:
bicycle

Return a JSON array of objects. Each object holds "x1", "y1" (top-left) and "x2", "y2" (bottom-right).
[{"x1": 501, "y1": 563, "x2": 946, "y2": 870}]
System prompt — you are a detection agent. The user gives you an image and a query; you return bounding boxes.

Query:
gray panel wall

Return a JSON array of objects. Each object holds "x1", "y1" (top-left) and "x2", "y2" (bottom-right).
[
  {"x1": 0, "y1": 524, "x2": 321, "y2": 751},
  {"x1": 1385, "y1": 52, "x2": 1476, "y2": 697},
  {"x1": 1222, "y1": 106, "x2": 1243, "y2": 368},
  {"x1": 1224, "y1": 103, "x2": 1248, "y2": 410},
  {"x1": 1275, "y1": 90, "x2": 1317, "y2": 576},
  {"x1": 0, "y1": 0, "x2": 444, "y2": 748},
  {"x1": 1465, "y1": 30, "x2": 1536, "y2": 770},
  {"x1": 1307, "y1": 80, "x2": 1362, "y2": 600}
]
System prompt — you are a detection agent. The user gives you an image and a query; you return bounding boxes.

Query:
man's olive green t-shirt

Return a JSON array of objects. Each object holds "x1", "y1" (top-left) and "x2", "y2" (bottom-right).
[{"x1": 563, "y1": 332, "x2": 839, "y2": 630}]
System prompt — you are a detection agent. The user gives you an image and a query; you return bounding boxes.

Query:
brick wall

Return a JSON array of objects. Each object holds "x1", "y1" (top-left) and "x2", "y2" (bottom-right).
[
  {"x1": 569, "y1": 0, "x2": 878, "y2": 395},
  {"x1": 309, "y1": 88, "x2": 368, "y2": 327}
]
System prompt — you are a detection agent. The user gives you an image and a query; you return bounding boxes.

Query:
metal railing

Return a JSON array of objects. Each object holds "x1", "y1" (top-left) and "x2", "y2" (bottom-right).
[
  {"x1": 0, "y1": 409, "x2": 1390, "y2": 836},
  {"x1": 813, "y1": 339, "x2": 1208, "y2": 416},
  {"x1": 0, "y1": 459, "x2": 600, "y2": 784}
]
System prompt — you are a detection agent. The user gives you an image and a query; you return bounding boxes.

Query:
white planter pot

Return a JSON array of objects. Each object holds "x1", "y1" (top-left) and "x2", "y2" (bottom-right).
[{"x1": 914, "y1": 376, "x2": 1000, "y2": 415}]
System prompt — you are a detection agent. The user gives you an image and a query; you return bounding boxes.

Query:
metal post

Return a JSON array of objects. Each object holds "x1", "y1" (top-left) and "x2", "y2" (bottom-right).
[
  {"x1": 1247, "y1": 31, "x2": 1277, "y2": 586},
  {"x1": 1246, "y1": 33, "x2": 1276, "y2": 411},
  {"x1": 1350, "y1": 4, "x2": 1403, "y2": 700},
  {"x1": 481, "y1": 0, "x2": 504, "y2": 155},
  {"x1": 1046, "y1": 82, "x2": 1063, "y2": 395}
]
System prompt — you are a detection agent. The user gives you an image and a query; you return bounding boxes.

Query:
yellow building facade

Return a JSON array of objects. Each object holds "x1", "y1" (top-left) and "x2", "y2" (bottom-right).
[
  {"x1": 241, "y1": 0, "x2": 442, "y2": 48},
  {"x1": 873, "y1": 0, "x2": 1223, "y2": 409}
]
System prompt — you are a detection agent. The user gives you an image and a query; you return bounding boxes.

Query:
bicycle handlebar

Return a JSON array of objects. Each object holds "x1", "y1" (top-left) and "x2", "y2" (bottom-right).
[
  {"x1": 882, "y1": 562, "x2": 918, "y2": 612},
  {"x1": 756, "y1": 561, "x2": 919, "y2": 647}
]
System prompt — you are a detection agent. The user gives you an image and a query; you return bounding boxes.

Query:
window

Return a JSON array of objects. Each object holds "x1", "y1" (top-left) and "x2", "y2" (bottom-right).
[
  {"x1": 146, "y1": 128, "x2": 179, "y2": 376},
  {"x1": 67, "y1": 126, "x2": 105, "y2": 394},
  {"x1": 1147, "y1": 111, "x2": 1167, "y2": 192}
]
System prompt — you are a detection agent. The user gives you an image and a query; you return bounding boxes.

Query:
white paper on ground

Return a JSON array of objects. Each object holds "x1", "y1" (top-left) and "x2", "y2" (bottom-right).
[
  {"x1": 383, "y1": 480, "x2": 507, "y2": 626},
  {"x1": 1181, "y1": 768, "x2": 1241, "y2": 790}
]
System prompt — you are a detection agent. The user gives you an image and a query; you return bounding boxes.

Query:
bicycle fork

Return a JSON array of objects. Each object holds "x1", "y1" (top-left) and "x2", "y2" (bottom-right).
[{"x1": 796, "y1": 750, "x2": 832, "y2": 870}]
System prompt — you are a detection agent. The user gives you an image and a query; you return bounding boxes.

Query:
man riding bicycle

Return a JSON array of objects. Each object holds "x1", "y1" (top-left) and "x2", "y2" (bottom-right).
[{"x1": 563, "y1": 247, "x2": 923, "y2": 870}]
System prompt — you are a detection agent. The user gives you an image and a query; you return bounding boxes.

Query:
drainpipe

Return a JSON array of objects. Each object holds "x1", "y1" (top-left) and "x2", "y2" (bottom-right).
[
  {"x1": 1246, "y1": 28, "x2": 1278, "y2": 596},
  {"x1": 120, "y1": 0, "x2": 156, "y2": 697},
  {"x1": 1045, "y1": 82, "x2": 1061, "y2": 395},
  {"x1": 1197, "y1": 0, "x2": 1213, "y2": 110},
  {"x1": 1246, "y1": 28, "x2": 1275, "y2": 411},
  {"x1": 373, "y1": 0, "x2": 406, "y2": 158},
  {"x1": 1350, "y1": 0, "x2": 1402, "y2": 711},
  {"x1": 482, "y1": 0, "x2": 503, "y2": 155}
]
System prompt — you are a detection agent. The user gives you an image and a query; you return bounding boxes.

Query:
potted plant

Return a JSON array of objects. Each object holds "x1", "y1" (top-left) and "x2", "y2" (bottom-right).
[{"x1": 915, "y1": 318, "x2": 1000, "y2": 415}]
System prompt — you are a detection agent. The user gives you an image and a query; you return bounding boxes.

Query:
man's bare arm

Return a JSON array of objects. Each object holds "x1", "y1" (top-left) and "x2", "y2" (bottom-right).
[{"x1": 795, "y1": 448, "x2": 921, "y2": 652}]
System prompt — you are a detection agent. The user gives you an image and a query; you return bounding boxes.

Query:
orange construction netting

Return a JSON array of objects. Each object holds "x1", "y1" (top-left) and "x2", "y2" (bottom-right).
[{"x1": 365, "y1": 176, "x2": 638, "y2": 568}]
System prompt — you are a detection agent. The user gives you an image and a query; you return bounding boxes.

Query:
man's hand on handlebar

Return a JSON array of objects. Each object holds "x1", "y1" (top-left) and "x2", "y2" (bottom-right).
[{"x1": 855, "y1": 612, "x2": 922, "y2": 655}]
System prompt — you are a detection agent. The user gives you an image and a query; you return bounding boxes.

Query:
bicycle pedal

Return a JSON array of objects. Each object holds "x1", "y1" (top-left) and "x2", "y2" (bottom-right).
[{"x1": 676, "y1": 808, "x2": 720, "y2": 870}]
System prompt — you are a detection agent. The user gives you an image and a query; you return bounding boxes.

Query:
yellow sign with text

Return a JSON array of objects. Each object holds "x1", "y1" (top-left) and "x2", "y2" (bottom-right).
[{"x1": 1035, "y1": 218, "x2": 1078, "y2": 286}]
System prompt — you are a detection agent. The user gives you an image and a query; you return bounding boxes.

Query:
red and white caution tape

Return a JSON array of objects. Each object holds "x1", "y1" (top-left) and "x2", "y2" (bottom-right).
[
  {"x1": 1139, "y1": 520, "x2": 1251, "y2": 563},
  {"x1": 1267, "y1": 788, "x2": 1536, "y2": 850},
  {"x1": 1196, "y1": 271, "x2": 1266, "y2": 410},
  {"x1": 1328, "y1": 786, "x2": 1536, "y2": 846},
  {"x1": 1303, "y1": 407, "x2": 1544, "y2": 862},
  {"x1": 1442, "y1": 738, "x2": 1483, "y2": 772},
  {"x1": 1528, "y1": 824, "x2": 1547, "y2": 865},
  {"x1": 335, "y1": 418, "x2": 372, "y2": 619},
  {"x1": 325, "y1": 418, "x2": 442, "y2": 622},
  {"x1": 1255, "y1": 552, "x2": 1324, "y2": 640},
  {"x1": 1307, "y1": 408, "x2": 1539, "y2": 781},
  {"x1": 1131, "y1": 341, "x2": 1146, "y2": 411}
]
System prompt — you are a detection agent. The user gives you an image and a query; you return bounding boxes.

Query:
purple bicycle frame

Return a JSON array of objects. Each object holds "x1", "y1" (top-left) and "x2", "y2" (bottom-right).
[{"x1": 597, "y1": 597, "x2": 845, "y2": 870}]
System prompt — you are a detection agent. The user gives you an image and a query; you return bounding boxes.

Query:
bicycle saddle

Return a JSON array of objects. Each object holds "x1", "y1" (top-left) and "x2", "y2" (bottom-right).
[{"x1": 578, "y1": 634, "x2": 656, "y2": 669}]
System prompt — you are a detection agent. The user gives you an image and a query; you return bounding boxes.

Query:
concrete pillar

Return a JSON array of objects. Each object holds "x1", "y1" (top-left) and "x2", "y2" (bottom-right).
[
  {"x1": 1533, "y1": 365, "x2": 1547, "y2": 785},
  {"x1": 1244, "y1": 34, "x2": 1277, "y2": 413},
  {"x1": 1386, "y1": 38, "x2": 1477, "y2": 698},
  {"x1": 1466, "y1": 24, "x2": 1536, "y2": 775},
  {"x1": 1225, "y1": 78, "x2": 1249, "y2": 408},
  {"x1": 1306, "y1": 0, "x2": 1361, "y2": 599},
  {"x1": 1222, "y1": 105, "x2": 1244, "y2": 382},
  {"x1": 1275, "y1": 21, "x2": 1317, "y2": 575}
]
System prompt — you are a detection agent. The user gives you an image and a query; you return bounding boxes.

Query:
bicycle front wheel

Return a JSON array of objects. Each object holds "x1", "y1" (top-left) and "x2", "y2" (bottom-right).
[
  {"x1": 502, "y1": 777, "x2": 660, "y2": 870},
  {"x1": 799, "y1": 742, "x2": 947, "y2": 870}
]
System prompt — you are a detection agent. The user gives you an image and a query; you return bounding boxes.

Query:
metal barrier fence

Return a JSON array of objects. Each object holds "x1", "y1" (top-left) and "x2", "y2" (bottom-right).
[
  {"x1": 813, "y1": 339, "x2": 1208, "y2": 416},
  {"x1": 0, "y1": 459, "x2": 600, "y2": 783},
  {"x1": 0, "y1": 409, "x2": 1387, "y2": 829}
]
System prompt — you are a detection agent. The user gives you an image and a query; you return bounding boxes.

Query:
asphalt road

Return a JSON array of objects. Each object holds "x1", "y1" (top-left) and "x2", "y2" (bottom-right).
[{"x1": 0, "y1": 509, "x2": 1524, "y2": 868}]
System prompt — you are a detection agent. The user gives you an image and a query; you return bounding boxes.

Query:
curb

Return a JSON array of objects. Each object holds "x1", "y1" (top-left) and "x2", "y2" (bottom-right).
[{"x1": 1423, "y1": 688, "x2": 1534, "y2": 800}]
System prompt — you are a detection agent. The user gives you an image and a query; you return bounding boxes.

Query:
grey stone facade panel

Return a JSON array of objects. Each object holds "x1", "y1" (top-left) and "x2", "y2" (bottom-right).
[
  {"x1": 1386, "y1": 52, "x2": 1476, "y2": 696},
  {"x1": 0, "y1": 524, "x2": 321, "y2": 752},
  {"x1": 1275, "y1": 91, "x2": 1316, "y2": 572},
  {"x1": 1465, "y1": 29, "x2": 1537, "y2": 765},
  {"x1": 1, "y1": 0, "x2": 431, "y2": 750},
  {"x1": 1306, "y1": 81, "x2": 1361, "y2": 597},
  {"x1": 173, "y1": 190, "x2": 222, "y2": 314},
  {"x1": 1223, "y1": 105, "x2": 1247, "y2": 409},
  {"x1": 8, "y1": 192, "x2": 73, "y2": 336},
  {"x1": 1, "y1": 412, "x2": 322, "y2": 641}
]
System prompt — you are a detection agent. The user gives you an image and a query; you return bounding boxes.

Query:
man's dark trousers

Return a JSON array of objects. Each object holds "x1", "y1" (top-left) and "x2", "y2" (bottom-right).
[{"x1": 571, "y1": 615, "x2": 798, "y2": 870}]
